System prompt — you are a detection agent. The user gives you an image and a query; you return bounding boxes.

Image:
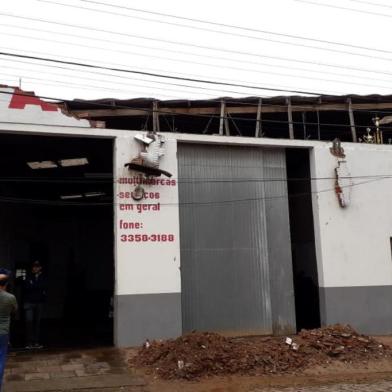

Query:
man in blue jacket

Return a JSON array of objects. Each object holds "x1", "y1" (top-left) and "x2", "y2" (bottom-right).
[
  {"x1": 0, "y1": 269, "x2": 17, "y2": 391},
  {"x1": 24, "y1": 261, "x2": 47, "y2": 349}
]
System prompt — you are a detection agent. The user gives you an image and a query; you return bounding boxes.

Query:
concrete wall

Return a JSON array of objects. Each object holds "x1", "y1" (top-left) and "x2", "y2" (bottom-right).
[
  {"x1": 0, "y1": 86, "x2": 91, "y2": 127},
  {"x1": 310, "y1": 143, "x2": 392, "y2": 333},
  {"x1": 114, "y1": 135, "x2": 182, "y2": 347},
  {"x1": 2, "y1": 119, "x2": 392, "y2": 342},
  {"x1": 115, "y1": 137, "x2": 392, "y2": 341}
]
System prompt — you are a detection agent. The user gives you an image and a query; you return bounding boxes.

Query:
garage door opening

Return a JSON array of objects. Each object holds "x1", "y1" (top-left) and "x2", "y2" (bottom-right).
[
  {"x1": 0, "y1": 133, "x2": 114, "y2": 349},
  {"x1": 286, "y1": 148, "x2": 321, "y2": 331}
]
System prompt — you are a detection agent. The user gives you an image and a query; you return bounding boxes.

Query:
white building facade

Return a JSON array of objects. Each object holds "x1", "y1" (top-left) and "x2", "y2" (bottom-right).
[{"x1": 1, "y1": 87, "x2": 392, "y2": 346}]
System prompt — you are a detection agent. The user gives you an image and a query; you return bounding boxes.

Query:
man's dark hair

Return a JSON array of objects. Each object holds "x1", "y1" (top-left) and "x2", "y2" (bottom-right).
[
  {"x1": 0, "y1": 268, "x2": 11, "y2": 276},
  {"x1": 0, "y1": 276, "x2": 9, "y2": 287}
]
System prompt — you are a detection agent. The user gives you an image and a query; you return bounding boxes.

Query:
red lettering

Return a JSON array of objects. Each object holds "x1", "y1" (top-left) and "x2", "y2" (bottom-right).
[
  {"x1": 119, "y1": 233, "x2": 175, "y2": 242},
  {"x1": 117, "y1": 177, "x2": 177, "y2": 186},
  {"x1": 119, "y1": 220, "x2": 141, "y2": 229},
  {"x1": 143, "y1": 192, "x2": 160, "y2": 200},
  {"x1": 8, "y1": 88, "x2": 58, "y2": 111},
  {"x1": 118, "y1": 192, "x2": 133, "y2": 199},
  {"x1": 119, "y1": 204, "x2": 134, "y2": 210}
]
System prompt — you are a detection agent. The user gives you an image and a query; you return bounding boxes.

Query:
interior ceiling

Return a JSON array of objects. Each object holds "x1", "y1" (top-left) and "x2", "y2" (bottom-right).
[{"x1": 0, "y1": 134, "x2": 113, "y2": 203}]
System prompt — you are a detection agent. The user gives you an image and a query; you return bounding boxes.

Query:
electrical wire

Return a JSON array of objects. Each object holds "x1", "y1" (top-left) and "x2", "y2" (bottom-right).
[
  {"x1": 0, "y1": 72, "x2": 218, "y2": 101},
  {"x1": 6, "y1": 51, "x2": 392, "y2": 109},
  {"x1": 0, "y1": 174, "x2": 390, "y2": 183},
  {"x1": 0, "y1": 76, "x2": 190, "y2": 101},
  {"x1": 0, "y1": 71, "x2": 330, "y2": 105},
  {"x1": 0, "y1": 66, "x2": 374, "y2": 105},
  {"x1": 0, "y1": 57, "x2": 276, "y2": 99},
  {"x1": 36, "y1": 0, "x2": 392, "y2": 63},
  {"x1": 5, "y1": 56, "x2": 392, "y2": 119},
  {"x1": 2, "y1": 12, "x2": 392, "y2": 78},
  {"x1": 294, "y1": 0, "x2": 392, "y2": 18},
  {"x1": 0, "y1": 48, "x2": 282, "y2": 99},
  {"x1": 75, "y1": 0, "x2": 392, "y2": 56},
  {"x1": 0, "y1": 68, "x2": 239, "y2": 100},
  {"x1": 2, "y1": 29, "x2": 391, "y2": 93},
  {"x1": 0, "y1": 52, "x2": 330, "y2": 96},
  {"x1": 0, "y1": 175, "x2": 388, "y2": 207},
  {"x1": 3, "y1": 59, "x2": 392, "y2": 124},
  {"x1": 3, "y1": 26, "x2": 392, "y2": 92},
  {"x1": 0, "y1": 51, "x2": 348, "y2": 98},
  {"x1": 4, "y1": 40, "x2": 391, "y2": 87},
  {"x1": 346, "y1": 0, "x2": 392, "y2": 9}
]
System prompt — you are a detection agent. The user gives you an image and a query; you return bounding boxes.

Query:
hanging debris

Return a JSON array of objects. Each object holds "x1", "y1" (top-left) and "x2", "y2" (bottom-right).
[{"x1": 335, "y1": 160, "x2": 352, "y2": 208}]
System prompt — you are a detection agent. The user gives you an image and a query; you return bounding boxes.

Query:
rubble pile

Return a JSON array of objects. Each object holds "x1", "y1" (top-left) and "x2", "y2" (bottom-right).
[
  {"x1": 133, "y1": 325, "x2": 392, "y2": 380},
  {"x1": 298, "y1": 324, "x2": 389, "y2": 361}
]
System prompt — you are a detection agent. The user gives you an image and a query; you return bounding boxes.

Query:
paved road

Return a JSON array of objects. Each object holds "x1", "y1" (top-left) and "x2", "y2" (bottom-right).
[{"x1": 251, "y1": 381, "x2": 392, "y2": 392}]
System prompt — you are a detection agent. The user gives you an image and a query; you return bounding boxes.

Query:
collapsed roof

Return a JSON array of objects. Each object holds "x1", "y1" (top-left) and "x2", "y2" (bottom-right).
[{"x1": 62, "y1": 94, "x2": 392, "y2": 142}]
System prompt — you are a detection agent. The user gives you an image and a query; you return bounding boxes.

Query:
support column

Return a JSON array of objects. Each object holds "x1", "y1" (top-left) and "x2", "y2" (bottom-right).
[
  {"x1": 347, "y1": 97, "x2": 357, "y2": 143},
  {"x1": 286, "y1": 97, "x2": 294, "y2": 139},
  {"x1": 255, "y1": 98, "x2": 263, "y2": 137},
  {"x1": 302, "y1": 112, "x2": 307, "y2": 139},
  {"x1": 317, "y1": 97, "x2": 321, "y2": 140},
  {"x1": 219, "y1": 99, "x2": 225, "y2": 136}
]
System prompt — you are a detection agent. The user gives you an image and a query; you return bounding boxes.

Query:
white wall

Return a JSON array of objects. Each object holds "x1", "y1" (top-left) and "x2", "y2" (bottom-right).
[
  {"x1": 114, "y1": 134, "x2": 181, "y2": 296},
  {"x1": 1, "y1": 118, "x2": 392, "y2": 294},
  {"x1": 0, "y1": 87, "x2": 91, "y2": 127},
  {"x1": 311, "y1": 143, "x2": 392, "y2": 288}
]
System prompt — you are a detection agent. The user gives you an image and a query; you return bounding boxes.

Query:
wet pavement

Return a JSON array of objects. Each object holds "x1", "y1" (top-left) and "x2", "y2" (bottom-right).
[
  {"x1": 3, "y1": 347, "x2": 146, "y2": 391},
  {"x1": 252, "y1": 381, "x2": 392, "y2": 392},
  {"x1": 4, "y1": 347, "x2": 392, "y2": 392}
]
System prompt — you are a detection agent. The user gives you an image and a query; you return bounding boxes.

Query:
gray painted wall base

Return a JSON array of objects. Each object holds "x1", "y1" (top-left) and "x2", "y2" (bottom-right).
[
  {"x1": 319, "y1": 286, "x2": 392, "y2": 335},
  {"x1": 115, "y1": 293, "x2": 182, "y2": 347}
]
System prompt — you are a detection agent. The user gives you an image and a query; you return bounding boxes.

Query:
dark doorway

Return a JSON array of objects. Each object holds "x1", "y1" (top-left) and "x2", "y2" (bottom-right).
[
  {"x1": 286, "y1": 148, "x2": 321, "y2": 331},
  {"x1": 0, "y1": 133, "x2": 114, "y2": 348}
]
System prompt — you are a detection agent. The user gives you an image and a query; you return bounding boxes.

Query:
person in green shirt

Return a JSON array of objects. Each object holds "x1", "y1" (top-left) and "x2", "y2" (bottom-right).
[{"x1": 0, "y1": 270, "x2": 17, "y2": 392}]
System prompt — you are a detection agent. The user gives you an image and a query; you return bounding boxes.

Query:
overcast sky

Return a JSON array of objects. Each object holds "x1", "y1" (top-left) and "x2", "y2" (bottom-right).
[{"x1": 1, "y1": 0, "x2": 392, "y2": 101}]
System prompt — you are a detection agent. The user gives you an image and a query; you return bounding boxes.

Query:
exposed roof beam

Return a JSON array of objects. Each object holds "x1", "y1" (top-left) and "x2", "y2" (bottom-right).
[{"x1": 72, "y1": 102, "x2": 392, "y2": 118}]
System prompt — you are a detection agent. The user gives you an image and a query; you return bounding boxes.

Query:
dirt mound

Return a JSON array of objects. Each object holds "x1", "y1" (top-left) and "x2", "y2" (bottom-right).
[
  {"x1": 298, "y1": 324, "x2": 387, "y2": 361},
  {"x1": 133, "y1": 325, "x2": 392, "y2": 380}
]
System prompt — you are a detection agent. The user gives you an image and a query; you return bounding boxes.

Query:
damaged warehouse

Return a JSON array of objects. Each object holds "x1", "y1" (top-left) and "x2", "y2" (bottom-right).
[
  {"x1": 63, "y1": 94, "x2": 392, "y2": 143},
  {"x1": 1, "y1": 86, "x2": 392, "y2": 347}
]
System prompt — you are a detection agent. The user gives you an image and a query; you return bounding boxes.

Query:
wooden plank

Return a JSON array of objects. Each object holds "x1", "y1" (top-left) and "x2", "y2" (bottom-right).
[
  {"x1": 72, "y1": 101, "x2": 392, "y2": 118},
  {"x1": 347, "y1": 98, "x2": 357, "y2": 142},
  {"x1": 202, "y1": 116, "x2": 213, "y2": 134},
  {"x1": 228, "y1": 113, "x2": 242, "y2": 136}
]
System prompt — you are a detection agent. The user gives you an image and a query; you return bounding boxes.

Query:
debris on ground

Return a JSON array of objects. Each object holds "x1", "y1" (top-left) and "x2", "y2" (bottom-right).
[{"x1": 132, "y1": 324, "x2": 392, "y2": 380}]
